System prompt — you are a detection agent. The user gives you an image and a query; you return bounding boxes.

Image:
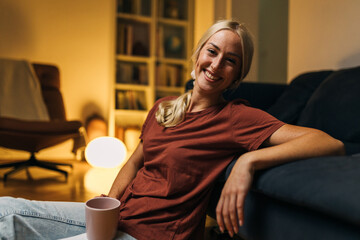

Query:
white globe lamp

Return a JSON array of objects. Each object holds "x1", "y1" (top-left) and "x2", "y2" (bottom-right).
[{"x1": 85, "y1": 136, "x2": 127, "y2": 168}]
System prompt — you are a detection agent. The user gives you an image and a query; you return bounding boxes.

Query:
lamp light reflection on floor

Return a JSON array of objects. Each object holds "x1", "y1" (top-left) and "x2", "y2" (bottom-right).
[
  {"x1": 84, "y1": 167, "x2": 120, "y2": 195},
  {"x1": 84, "y1": 136, "x2": 127, "y2": 168}
]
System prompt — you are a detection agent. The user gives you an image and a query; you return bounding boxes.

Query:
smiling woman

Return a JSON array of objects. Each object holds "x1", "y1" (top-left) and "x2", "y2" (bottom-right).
[{"x1": 156, "y1": 20, "x2": 254, "y2": 128}]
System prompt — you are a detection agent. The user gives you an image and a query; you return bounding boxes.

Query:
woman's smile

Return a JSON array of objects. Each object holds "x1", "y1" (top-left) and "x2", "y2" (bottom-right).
[{"x1": 204, "y1": 69, "x2": 221, "y2": 81}]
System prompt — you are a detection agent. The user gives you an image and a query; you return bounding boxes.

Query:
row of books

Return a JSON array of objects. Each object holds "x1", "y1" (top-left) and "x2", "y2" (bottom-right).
[
  {"x1": 117, "y1": 23, "x2": 150, "y2": 56},
  {"x1": 116, "y1": 90, "x2": 147, "y2": 110},
  {"x1": 118, "y1": 0, "x2": 186, "y2": 20},
  {"x1": 156, "y1": 64, "x2": 183, "y2": 87},
  {"x1": 117, "y1": 62, "x2": 148, "y2": 85},
  {"x1": 117, "y1": 0, "x2": 151, "y2": 16}
]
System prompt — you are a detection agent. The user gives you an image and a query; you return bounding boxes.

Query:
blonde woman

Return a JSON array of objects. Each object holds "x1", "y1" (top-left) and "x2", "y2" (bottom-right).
[{"x1": 0, "y1": 20, "x2": 344, "y2": 239}]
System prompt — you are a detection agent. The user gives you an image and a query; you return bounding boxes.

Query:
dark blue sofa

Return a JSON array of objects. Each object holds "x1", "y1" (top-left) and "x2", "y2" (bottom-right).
[{"x1": 189, "y1": 66, "x2": 360, "y2": 239}]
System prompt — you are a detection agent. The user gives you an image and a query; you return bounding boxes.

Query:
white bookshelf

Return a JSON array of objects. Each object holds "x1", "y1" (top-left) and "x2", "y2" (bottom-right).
[{"x1": 110, "y1": 0, "x2": 193, "y2": 138}]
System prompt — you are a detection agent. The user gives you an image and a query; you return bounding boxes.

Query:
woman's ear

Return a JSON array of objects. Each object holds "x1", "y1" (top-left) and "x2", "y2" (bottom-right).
[{"x1": 190, "y1": 70, "x2": 195, "y2": 79}]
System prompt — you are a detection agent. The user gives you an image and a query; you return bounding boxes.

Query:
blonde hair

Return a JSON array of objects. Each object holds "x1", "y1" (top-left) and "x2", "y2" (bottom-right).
[{"x1": 156, "y1": 20, "x2": 254, "y2": 127}]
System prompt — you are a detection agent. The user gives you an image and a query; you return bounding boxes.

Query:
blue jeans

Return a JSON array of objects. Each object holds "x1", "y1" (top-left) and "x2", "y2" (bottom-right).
[{"x1": 0, "y1": 197, "x2": 135, "y2": 240}]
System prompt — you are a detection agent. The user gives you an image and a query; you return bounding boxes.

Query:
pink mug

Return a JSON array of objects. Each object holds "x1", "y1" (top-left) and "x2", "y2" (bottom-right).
[{"x1": 85, "y1": 197, "x2": 121, "y2": 240}]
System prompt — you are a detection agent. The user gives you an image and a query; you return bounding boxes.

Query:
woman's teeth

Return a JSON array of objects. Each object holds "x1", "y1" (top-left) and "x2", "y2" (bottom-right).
[{"x1": 205, "y1": 71, "x2": 220, "y2": 80}]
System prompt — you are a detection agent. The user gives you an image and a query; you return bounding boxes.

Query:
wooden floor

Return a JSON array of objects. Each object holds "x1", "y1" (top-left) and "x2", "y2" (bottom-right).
[{"x1": 0, "y1": 158, "x2": 240, "y2": 240}]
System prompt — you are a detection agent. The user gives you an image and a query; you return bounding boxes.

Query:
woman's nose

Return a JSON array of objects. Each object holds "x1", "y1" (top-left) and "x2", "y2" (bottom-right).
[{"x1": 210, "y1": 57, "x2": 222, "y2": 71}]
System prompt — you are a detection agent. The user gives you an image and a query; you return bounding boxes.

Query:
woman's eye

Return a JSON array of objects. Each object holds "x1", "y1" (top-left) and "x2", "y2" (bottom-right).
[
  {"x1": 226, "y1": 58, "x2": 236, "y2": 64},
  {"x1": 207, "y1": 49, "x2": 216, "y2": 55}
]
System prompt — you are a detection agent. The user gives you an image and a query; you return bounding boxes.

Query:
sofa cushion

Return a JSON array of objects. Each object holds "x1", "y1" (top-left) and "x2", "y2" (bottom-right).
[
  {"x1": 296, "y1": 66, "x2": 360, "y2": 153},
  {"x1": 267, "y1": 71, "x2": 333, "y2": 124},
  {"x1": 224, "y1": 82, "x2": 287, "y2": 110},
  {"x1": 252, "y1": 156, "x2": 360, "y2": 227}
]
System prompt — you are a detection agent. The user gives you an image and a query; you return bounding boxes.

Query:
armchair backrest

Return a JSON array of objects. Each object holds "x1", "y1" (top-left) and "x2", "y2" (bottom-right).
[{"x1": 32, "y1": 64, "x2": 67, "y2": 121}]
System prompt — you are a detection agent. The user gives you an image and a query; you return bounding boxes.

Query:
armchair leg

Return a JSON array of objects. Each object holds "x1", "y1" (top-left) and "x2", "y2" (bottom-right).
[
  {"x1": 0, "y1": 160, "x2": 29, "y2": 169},
  {"x1": 0, "y1": 153, "x2": 71, "y2": 182},
  {"x1": 39, "y1": 160, "x2": 73, "y2": 169},
  {"x1": 35, "y1": 161, "x2": 68, "y2": 179},
  {"x1": 3, "y1": 165, "x2": 29, "y2": 182}
]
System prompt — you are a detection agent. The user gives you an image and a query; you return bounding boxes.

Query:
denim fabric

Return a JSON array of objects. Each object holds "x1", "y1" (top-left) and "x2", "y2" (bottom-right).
[{"x1": 0, "y1": 197, "x2": 135, "y2": 240}]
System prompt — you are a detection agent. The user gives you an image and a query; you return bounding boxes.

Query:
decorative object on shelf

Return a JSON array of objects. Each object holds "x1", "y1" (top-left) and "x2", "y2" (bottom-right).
[
  {"x1": 165, "y1": 35, "x2": 182, "y2": 54},
  {"x1": 164, "y1": 0, "x2": 179, "y2": 19},
  {"x1": 85, "y1": 136, "x2": 127, "y2": 168}
]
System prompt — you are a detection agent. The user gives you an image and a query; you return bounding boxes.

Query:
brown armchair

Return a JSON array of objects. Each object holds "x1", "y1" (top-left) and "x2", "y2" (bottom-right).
[{"x1": 0, "y1": 63, "x2": 83, "y2": 181}]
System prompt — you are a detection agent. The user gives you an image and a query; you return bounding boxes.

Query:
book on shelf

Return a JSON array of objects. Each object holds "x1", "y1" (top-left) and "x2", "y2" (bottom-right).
[
  {"x1": 117, "y1": 23, "x2": 134, "y2": 55},
  {"x1": 117, "y1": 22, "x2": 150, "y2": 56},
  {"x1": 116, "y1": 90, "x2": 146, "y2": 110},
  {"x1": 166, "y1": 65, "x2": 181, "y2": 87},
  {"x1": 117, "y1": 62, "x2": 148, "y2": 85},
  {"x1": 117, "y1": 0, "x2": 142, "y2": 15},
  {"x1": 126, "y1": 24, "x2": 133, "y2": 55},
  {"x1": 156, "y1": 64, "x2": 182, "y2": 87}
]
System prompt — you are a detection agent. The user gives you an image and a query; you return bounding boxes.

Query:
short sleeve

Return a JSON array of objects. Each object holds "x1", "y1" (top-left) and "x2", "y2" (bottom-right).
[{"x1": 231, "y1": 101, "x2": 285, "y2": 151}]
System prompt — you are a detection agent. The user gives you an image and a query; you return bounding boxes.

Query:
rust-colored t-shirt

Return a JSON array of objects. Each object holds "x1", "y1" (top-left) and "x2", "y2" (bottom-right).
[{"x1": 118, "y1": 97, "x2": 284, "y2": 240}]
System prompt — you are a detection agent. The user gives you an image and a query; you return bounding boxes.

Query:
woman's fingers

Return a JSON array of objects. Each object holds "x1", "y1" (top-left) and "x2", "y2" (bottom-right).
[
  {"x1": 237, "y1": 193, "x2": 245, "y2": 227},
  {"x1": 216, "y1": 190, "x2": 241, "y2": 237},
  {"x1": 222, "y1": 194, "x2": 234, "y2": 237},
  {"x1": 216, "y1": 195, "x2": 225, "y2": 233},
  {"x1": 229, "y1": 194, "x2": 239, "y2": 235}
]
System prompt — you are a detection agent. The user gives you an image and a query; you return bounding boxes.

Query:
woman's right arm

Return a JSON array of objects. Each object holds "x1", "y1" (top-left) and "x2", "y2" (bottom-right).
[{"x1": 107, "y1": 141, "x2": 144, "y2": 199}]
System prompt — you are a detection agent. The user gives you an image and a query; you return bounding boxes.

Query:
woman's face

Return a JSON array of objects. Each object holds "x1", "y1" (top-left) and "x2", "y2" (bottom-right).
[{"x1": 194, "y1": 30, "x2": 242, "y2": 96}]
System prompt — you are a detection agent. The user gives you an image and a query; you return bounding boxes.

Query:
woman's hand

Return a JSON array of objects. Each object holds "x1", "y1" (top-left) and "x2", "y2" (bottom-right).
[{"x1": 216, "y1": 155, "x2": 254, "y2": 237}]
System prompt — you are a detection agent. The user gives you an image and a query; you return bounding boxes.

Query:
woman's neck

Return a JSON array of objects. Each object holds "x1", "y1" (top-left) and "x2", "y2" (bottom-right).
[{"x1": 187, "y1": 91, "x2": 225, "y2": 113}]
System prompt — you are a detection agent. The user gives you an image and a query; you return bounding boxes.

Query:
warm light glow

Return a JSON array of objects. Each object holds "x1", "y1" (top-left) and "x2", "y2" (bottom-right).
[
  {"x1": 84, "y1": 168, "x2": 120, "y2": 195},
  {"x1": 85, "y1": 137, "x2": 127, "y2": 168}
]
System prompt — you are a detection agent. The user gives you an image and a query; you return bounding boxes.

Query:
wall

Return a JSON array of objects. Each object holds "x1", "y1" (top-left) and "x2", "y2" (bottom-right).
[
  {"x1": 231, "y1": 0, "x2": 288, "y2": 83},
  {"x1": 194, "y1": 0, "x2": 214, "y2": 47},
  {"x1": 0, "y1": 0, "x2": 115, "y2": 159},
  {"x1": 258, "y1": 0, "x2": 288, "y2": 83},
  {"x1": 288, "y1": 0, "x2": 360, "y2": 81},
  {"x1": 0, "y1": 0, "x2": 115, "y2": 122}
]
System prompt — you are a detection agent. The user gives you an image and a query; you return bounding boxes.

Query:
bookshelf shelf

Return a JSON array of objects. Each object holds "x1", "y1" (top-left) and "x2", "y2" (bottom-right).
[
  {"x1": 110, "y1": 0, "x2": 193, "y2": 132},
  {"x1": 115, "y1": 83, "x2": 151, "y2": 91},
  {"x1": 117, "y1": 13, "x2": 152, "y2": 23},
  {"x1": 157, "y1": 18, "x2": 188, "y2": 26},
  {"x1": 157, "y1": 57, "x2": 188, "y2": 65},
  {"x1": 116, "y1": 55, "x2": 152, "y2": 63}
]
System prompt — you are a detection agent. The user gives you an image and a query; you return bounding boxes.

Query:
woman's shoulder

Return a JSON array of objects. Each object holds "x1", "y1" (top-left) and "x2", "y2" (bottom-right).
[{"x1": 226, "y1": 98, "x2": 269, "y2": 117}]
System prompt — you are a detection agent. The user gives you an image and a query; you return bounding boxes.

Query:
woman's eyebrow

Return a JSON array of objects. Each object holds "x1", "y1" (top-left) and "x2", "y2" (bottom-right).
[
  {"x1": 209, "y1": 42, "x2": 241, "y2": 60},
  {"x1": 209, "y1": 42, "x2": 220, "y2": 50}
]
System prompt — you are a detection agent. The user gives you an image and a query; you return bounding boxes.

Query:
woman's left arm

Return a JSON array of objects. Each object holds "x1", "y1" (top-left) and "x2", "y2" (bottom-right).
[{"x1": 216, "y1": 124, "x2": 345, "y2": 237}]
